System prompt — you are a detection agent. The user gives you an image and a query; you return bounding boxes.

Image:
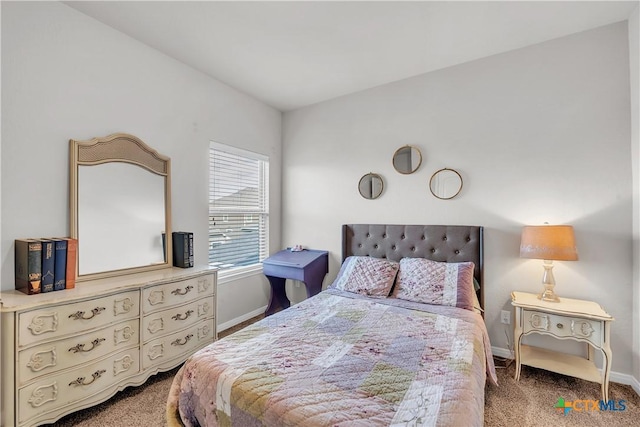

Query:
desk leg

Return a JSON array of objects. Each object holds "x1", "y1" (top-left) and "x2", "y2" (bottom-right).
[
  {"x1": 265, "y1": 276, "x2": 291, "y2": 316},
  {"x1": 303, "y1": 277, "x2": 324, "y2": 299}
]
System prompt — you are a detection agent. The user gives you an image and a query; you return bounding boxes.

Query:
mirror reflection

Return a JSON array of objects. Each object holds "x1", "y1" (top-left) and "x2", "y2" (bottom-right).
[
  {"x1": 429, "y1": 168, "x2": 463, "y2": 200},
  {"x1": 70, "y1": 133, "x2": 172, "y2": 281},
  {"x1": 393, "y1": 145, "x2": 422, "y2": 174},
  {"x1": 358, "y1": 173, "x2": 384, "y2": 199},
  {"x1": 78, "y1": 163, "x2": 166, "y2": 275}
]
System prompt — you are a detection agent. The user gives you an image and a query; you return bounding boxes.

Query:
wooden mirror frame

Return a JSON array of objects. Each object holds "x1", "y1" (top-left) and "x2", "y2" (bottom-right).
[{"x1": 69, "y1": 133, "x2": 172, "y2": 282}]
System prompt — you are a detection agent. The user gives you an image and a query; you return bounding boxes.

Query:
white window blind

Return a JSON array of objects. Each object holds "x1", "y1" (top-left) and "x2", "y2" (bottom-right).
[{"x1": 209, "y1": 142, "x2": 269, "y2": 272}]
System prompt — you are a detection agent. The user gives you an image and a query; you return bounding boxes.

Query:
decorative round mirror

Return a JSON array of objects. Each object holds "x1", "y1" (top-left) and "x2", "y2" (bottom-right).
[
  {"x1": 429, "y1": 168, "x2": 463, "y2": 200},
  {"x1": 392, "y1": 145, "x2": 422, "y2": 174},
  {"x1": 358, "y1": 173, "x2": 384, "y2": 200}
]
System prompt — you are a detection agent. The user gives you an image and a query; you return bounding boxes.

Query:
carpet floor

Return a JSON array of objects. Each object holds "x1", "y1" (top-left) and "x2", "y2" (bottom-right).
[{"x1": 42, "y1": 318, "x2": 639, "y2": 426}]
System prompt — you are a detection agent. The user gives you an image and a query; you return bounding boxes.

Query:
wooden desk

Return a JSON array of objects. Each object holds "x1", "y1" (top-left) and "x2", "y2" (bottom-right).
[{"x1": 262, "y1": 249, "x2": 328, "y2": 316}]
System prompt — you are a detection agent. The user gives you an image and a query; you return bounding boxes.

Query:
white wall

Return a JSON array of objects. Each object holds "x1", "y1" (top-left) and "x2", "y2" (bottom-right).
[
  {"x1": 630, "y1": 5, "x2": 640, "y2": 385},
  {"x1": 0, "y1": 2, "x2": 281, "y2": 324},
  {"x1": 0, "y1": 0, "x2": 3, "y2": 409},
  {"x1": 283, "y1": 23, "x2": 634, "y2": 375}
]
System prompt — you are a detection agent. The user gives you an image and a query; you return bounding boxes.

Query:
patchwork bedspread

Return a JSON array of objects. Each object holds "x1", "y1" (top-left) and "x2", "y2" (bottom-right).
[{"x1": 167, "y1": 289, "x2": 497, "y2": 427}]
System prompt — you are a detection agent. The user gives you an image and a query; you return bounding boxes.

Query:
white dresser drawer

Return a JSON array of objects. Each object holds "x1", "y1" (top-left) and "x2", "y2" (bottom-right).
[
  {"x1": 18, "y1": 291, "x2": 139, "y2": 348},
  {"x1": 18, "y1": 319, "x2": 139, "y2": 386},
  {"x1": 142, "y1": 319, "x2": 214, "y2": 369},
  {"x1": 18, "y1": 348, "x2": 139, "y2": 425},
  {"x1": 141, "y1": 274, "x2": 214, "y2": 314},
  {"x1": 2, "y1": 268, "x2": 217, "y2": 427},
  {"x1": 142, "y1": 297, "x2": 214, "y2": 342},
  {"x1": 523, "y1": 309, "x2": 602, "y2": 347}
]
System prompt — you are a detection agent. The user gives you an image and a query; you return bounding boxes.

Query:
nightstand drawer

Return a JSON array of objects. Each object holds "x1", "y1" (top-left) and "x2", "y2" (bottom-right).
[{"x1": 522, "y1": 309, "x2": 602, "y2": 346}]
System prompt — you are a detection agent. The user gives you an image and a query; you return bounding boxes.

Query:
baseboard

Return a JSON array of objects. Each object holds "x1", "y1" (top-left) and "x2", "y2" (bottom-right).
[
  {"x1": 491, "y1": 346, "x2": 514, "y2": 360},
  {"x1": 491, "y1": 345, "x2": 640, "y2": 396},
  {"x1": 217, "y1": 305, "x2": 267, "y2": 332},
  {"x1": 610, "y1": 371, "x2": 640, "y2": 396},
  {"x1": 631, "y1": 375, "x2": 640, "y2": 396}
]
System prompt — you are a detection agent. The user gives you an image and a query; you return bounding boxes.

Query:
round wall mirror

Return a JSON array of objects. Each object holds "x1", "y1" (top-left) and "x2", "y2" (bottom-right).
[
  {"x1": 392, "y1": 145, "x2": 422, "y2": 174},
  {"x1": 429, "y1": 168, "x2": 463, "y2": 200},
  {"x1": 358, "y1": 173, "x2": 384, "y2": 200}
]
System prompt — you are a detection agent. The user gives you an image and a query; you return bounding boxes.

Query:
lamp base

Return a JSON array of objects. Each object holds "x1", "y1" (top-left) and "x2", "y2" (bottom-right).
[
  {"x1": 537, "y1": 260, "x2": 561, "y2": 302},
  {"x1": 537, "y1": 289, "x2": 560, "y2": 303}
]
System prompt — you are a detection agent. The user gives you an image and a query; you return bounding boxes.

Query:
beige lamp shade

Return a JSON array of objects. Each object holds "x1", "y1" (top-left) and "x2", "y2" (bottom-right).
[{"x1": 520, "y1": 225, "x2": 578, "y2": 261}]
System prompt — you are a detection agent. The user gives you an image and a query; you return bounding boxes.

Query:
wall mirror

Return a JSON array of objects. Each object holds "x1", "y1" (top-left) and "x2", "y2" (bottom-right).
[
  {"x1": 429, "y1": 168, "x2": 463, "y2": 200},
  {"x1": 358, "y1": 172, "x2": 384, "y2": 200},
  {"x1": 392, "y1": 145, "x2": 422, "y2": 174},
  {"x1": 70, "y1": 133, "x2": 172, "y2": 281}
]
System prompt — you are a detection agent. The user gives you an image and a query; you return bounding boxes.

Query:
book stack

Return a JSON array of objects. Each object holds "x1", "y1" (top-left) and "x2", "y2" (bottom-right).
[
  {"x1": 15, "y1": 237, "x2": 78, "y2": 295},
  {"x1": 172, "y1": 231, "x2": 194, "y2": 268}
]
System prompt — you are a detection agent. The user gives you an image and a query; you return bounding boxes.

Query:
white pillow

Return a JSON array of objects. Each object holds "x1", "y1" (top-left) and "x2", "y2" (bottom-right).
[
  {"x1": 392, "y1": 257, "x2": 476, "y2": 311},
  {"x1": 331, "y1": 256, "x2": 399, "y2": 297}
]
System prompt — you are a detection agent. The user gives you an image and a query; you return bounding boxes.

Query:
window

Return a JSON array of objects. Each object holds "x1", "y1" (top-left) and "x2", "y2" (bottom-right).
[{"x1": 209, "y1": 142, "x2": 269, "y2": 274}]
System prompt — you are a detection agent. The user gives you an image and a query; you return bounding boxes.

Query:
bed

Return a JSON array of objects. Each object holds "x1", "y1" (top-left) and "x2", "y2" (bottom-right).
[{"x1": 167, "y1": 224, "x2": 497, "y2": 427}]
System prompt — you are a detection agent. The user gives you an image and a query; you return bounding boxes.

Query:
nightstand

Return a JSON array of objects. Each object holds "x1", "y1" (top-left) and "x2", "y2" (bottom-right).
[
  {"x1": 511, "y1": 291, "x2": 614, "y2": 401},
  {"x1": 262, "y1": 249, "x2": 329, "y2": 316}
]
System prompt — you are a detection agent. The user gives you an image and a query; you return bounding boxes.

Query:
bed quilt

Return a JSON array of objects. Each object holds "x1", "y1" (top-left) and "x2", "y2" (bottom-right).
[{"x1": 167, "y1": 289, "x2": 497, "y2": 427}]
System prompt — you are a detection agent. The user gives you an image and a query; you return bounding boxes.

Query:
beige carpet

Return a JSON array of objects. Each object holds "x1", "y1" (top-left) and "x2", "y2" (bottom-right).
[
  {"x1": 485, "y1": 364, "x2": 638, "y2": 427},
  {"x1": 43, "y1": 319, "x2": 639, "y2": 426},
  {"x1": 44, "y1": 361, "x2": 639, "y2": 427}
]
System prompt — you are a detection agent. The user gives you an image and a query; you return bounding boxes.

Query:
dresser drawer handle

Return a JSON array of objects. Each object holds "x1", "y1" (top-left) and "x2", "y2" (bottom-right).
[
  {"x1": 556, "y1": 323, "x2": 564, "y2": 329},
  {"x1": 171, "y1": 285, "x2": 193, "y2": 296},
  {"x1": 69, "y1": 338, "x2": 106, "y2": 353},
  {"x1": 171, "y1": 334, "x2": 193, "y2": 346},
  {"x1": 68, "y1": 369, "x2": 106, "y2": 387},
  {"x1": 172, "y1": 310, "x2": 194, "y2": 321},
  {"x1": 68, "y1": 307, "x2": 105, "y2": 320}
]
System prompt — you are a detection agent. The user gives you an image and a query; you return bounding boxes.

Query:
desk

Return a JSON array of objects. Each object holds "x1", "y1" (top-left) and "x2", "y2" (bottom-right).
[{"x1": 262, "y1": 249, "x2": 328, "y2": 316}]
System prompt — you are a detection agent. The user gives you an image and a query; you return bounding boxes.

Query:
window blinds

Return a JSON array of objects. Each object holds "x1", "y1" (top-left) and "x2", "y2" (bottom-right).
[{"x1": 209, "y1": 143, "x2": 269, "y2": 271}]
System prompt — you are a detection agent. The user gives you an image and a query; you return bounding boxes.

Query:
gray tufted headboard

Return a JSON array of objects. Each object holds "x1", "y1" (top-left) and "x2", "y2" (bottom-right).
[{"x1": 342, "y1": 224, "x2": 484, "y2": 309}]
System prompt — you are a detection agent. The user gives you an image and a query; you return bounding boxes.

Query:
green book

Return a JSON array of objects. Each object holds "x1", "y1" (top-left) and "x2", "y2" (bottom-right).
[{"x1": 15, "y1": 239, "x2": 42, "y2": 295}]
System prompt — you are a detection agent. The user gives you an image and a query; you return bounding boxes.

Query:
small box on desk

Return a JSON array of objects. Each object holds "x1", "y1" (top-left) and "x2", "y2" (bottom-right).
[{"x1": 172, "y1": 232, "x2": 194, "y2": 268}]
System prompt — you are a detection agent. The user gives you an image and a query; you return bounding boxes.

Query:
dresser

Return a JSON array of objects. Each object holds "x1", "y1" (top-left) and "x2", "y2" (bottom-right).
[
  {"x1": 511, "y1": 291, "x2": 613, "y2": 401},
  {"x1": 0, "y1": 267, "x2": 217, "y2": 427}
]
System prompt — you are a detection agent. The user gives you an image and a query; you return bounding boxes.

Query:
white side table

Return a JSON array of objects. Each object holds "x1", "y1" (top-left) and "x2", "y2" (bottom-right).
[{"x1": 511, "y1": 291, "x2": 614, "y2": 401}]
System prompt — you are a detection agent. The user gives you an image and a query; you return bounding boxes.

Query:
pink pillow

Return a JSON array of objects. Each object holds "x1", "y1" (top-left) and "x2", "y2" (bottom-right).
[
  {"x1": 392, "y1": 258, "x2": 475, "y2": 310},
  {"x1": 331, "y1": 256, "x2": 399, "y2": 297}
]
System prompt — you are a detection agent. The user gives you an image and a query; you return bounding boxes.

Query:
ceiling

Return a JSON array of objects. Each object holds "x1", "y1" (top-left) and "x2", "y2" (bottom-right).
[{"x1": 65, "y1": 1, "x2": 638, "y2": 111}]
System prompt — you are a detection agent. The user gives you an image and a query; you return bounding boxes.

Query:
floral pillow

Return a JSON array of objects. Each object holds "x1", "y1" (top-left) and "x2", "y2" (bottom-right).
[
  {"x1": 330, "y1": 256, "x2": 399, "y2": 297},
  {"x1": 392, "y1": 257, "x2": 476, "y2": 310}
]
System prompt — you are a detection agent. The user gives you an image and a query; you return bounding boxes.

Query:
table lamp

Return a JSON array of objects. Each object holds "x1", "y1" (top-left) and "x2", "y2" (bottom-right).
[{"x1": 520, "y1": 224, "x2": 578, "y2": 302}]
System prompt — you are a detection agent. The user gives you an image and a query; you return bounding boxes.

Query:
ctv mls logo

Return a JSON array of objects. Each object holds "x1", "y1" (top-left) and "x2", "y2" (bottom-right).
[{"x1": 554, "y1": 397, "x2": 627, "y2": 415}]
